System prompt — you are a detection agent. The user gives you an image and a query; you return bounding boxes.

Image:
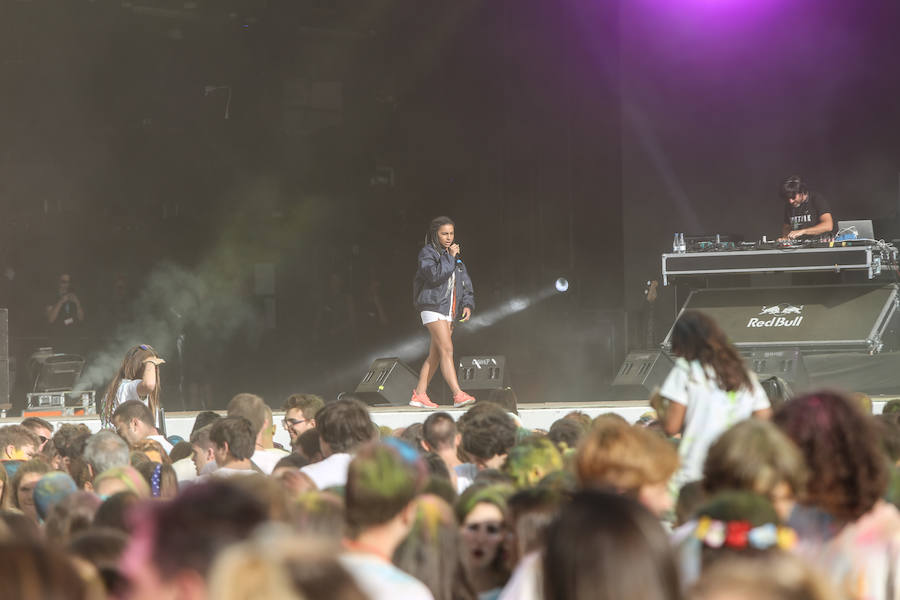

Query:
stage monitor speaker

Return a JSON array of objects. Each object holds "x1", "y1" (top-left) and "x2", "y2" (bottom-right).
[
  {"x1": 354, "y1": 357, "x2": 418, "y2": 406},
  {"x1": 457, "y1": 355, "x2": 506, "y2": 393},
  {"x1": 742, "y1": 347, "x2": 808, "y2": 388},
  {"x1": 610, "y1": 350, "x2": 674, "y2": 400}
]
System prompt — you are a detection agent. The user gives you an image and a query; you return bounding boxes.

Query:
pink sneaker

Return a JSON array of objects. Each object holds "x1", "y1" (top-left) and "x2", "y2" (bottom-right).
[
  {"x1": 410, "y1": 390, "x2": 439, "y2": 409},
  {"x1": 453, "y1": 391, "x2": 476, "y2": 408}
]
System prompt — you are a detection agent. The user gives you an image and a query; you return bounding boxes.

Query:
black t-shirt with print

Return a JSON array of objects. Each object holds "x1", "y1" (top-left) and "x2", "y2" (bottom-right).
[{"x1": 784, "y1": 192, "x2": 833, "y2": 237}]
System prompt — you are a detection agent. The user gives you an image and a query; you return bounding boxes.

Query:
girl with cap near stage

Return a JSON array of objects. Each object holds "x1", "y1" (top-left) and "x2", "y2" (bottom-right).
[
  {"x1": 100, "y1": 344, "x2": 165, "y2": 426},
  {"x1": 412, "y1": 216, "x2": 477, "y2": 409}
]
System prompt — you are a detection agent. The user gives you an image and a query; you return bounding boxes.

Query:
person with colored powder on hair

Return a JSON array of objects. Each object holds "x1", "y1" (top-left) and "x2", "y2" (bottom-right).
[
  {"x1": 394, "y1": 493, "x2": 477, "y2": 600},
  {"x1": 456, "y1": 483, "x2": 514, "y2": 599},
  {"x1": 0, "y1": 425, "x2": 39, "y2": 462},
  {"x1": 33, "y1": 471, "x2": 78, "y2": 522},
  {"x1": 119, "y1": 479, "x2": 268, "y2": 600},
  {"x1": 93, "y1": 465, "x2": 150, "y2": 499},
  {"x1": 340, "y1": 440, "x2": 435, "y2": 600},
  {"x1": 502, "y1": 436, "x2": 563, "y2": 489}
]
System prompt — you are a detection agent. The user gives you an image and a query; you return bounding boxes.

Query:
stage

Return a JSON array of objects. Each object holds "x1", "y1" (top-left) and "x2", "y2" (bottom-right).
[{"x1": 5, "y1": 397, "x2": 896, "y2": 450}]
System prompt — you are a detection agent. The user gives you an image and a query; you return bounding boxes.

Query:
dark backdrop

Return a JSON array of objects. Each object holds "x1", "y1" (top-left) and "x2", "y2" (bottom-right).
[
  {"x1": 0, "y1": 0, "x2": 623, "y2": 408},
  {"x1": 3, "y1": 0, "x2": 899, "y2": 408},
  {"x1": 621, "y1": 0, "x2": 900, "y2": 326}
]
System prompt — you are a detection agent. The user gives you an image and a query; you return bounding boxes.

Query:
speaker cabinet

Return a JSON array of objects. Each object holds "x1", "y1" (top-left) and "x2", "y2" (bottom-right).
[
  {"x1": 354, "y1": 357, "x2": 418, "y2": 406},
  {"x1": 457, "y1": 355, "x2": 506, "y2": 393},
  {"x1": 742, "y1": 347, "x2": 808, "y2": 388},
  {"x1": 610, "y1": 351, "x2": 674, "y2": 400}
]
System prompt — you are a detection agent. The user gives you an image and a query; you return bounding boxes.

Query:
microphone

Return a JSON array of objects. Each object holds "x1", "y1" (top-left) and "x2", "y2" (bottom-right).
[{"x1": 454, "y1": 242, "x2": 463, "y2": 264}]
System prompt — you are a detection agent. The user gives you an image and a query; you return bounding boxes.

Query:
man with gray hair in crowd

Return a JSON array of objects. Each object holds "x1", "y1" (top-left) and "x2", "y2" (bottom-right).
[{"x1": 83, "y1": 429, "x2": 130, "y2": 482}]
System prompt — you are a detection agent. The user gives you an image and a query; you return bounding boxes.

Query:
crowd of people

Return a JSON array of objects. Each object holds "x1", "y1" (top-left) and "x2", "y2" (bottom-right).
[{"x1": 0, "y1": 314, "x2": 899, "y2": 599}]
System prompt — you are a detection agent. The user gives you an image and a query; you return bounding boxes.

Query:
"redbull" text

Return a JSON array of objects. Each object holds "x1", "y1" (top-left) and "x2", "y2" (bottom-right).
[{"x1": 746, "y1": 316, "x2": 804, "y2": 328}]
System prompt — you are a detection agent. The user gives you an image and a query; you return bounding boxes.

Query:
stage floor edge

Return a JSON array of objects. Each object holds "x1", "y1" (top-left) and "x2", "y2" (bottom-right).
[{"x1": 6, "y1": 398, "x2": 896, "y2": 450}]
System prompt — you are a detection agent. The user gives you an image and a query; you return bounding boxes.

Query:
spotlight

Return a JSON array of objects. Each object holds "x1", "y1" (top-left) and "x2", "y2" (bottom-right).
[{"x1": 555, "y1": 278, "x2": 569, "y2": 293}]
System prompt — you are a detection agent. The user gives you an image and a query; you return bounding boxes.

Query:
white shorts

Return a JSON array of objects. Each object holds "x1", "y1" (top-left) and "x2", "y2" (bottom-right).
[{"x1": 420, "y1": 311, "x2": 453, "y2": 325}]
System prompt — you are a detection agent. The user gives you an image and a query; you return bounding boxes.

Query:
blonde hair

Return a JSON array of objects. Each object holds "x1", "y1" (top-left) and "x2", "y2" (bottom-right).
[
  {"x1": 690, "y1": 554, "x2": 838, "y2": 600},
  {"x1": 575, "y1": 420, "x2": 678, "y2": 492},
  {"x1": 703, "y1": 419, "x2": 807, "y2": 498},
  {"x1": 132, "y1": 439, "x2": 172, "y2": 465},
  {"x1": 208, "y1": 528, "x2": 365, "y2": 600}
]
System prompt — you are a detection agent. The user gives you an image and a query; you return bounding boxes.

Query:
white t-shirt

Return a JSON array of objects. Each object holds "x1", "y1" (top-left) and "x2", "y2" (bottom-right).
[
  {"x1": 209, "y1": 466, "x2": 257, "y2": 478},
  {"x1": 660, "y1": 357, "x2": 770, "y2": 492},
  {"x1": 172, "y1": 457, "x2": 197, "y2": 483},
  {"x1": 340, "y1": 553, "x2": 434, "y2": 600},
  {"x1": 147, "y1": 434, "x2": 174, "y2": 455},
  {"x1": 115, "y1": 379, "x2": 149, "y2": 409},
  {"x1": 455, "y1": 463, "x2": 478, "y2": 494},
  {"x1": 251, "y1": 448, "x2": 288, "y2": 476},
  {"x1": 300, "y1": 452, "x2": 352, "y2": 490},
  {"x1": 498, "y1": 550, "x2": 542, "y2": 600}
]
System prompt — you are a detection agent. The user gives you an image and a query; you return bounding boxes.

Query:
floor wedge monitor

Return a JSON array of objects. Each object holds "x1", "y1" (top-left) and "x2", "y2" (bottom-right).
[{"x1": 354, "y1": 357, "x2": 419, "y2": 406}]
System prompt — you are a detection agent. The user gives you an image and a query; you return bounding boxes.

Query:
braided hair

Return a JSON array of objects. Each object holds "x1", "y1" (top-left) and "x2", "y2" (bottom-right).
[{"x1": 425, "y1": 216, "x2": 455, "y2": 251}]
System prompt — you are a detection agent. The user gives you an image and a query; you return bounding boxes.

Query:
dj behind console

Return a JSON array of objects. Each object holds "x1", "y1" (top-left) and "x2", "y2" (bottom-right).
[
  {"x1": 662, "y1": 233, "x2": 898, "y2": 285},
  {"x1": 612, "y1": 228, "x2": 900, "y2": 398}
]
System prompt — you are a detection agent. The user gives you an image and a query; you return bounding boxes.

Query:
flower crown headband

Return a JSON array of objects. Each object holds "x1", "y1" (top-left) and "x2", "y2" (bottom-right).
[{"x1": 694, "y1": 516, "x2": 796, "y2": 550}]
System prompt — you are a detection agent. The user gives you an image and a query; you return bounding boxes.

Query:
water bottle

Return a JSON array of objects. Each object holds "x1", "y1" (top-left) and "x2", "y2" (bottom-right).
[
  {"x1": 678, "y1": 233, "x2": 686, "y2": 253},
  {"x1": 673, "y1": 233, "x2": 680, "y2": 253}
]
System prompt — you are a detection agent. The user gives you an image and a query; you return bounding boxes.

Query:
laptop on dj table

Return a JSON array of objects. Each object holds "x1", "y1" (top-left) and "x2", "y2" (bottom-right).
[{"x1": 837, "y1": 220, "x2": 875, "y2": 241}]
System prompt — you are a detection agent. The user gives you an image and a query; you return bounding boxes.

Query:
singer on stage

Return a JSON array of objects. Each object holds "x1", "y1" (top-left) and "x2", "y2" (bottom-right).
[{"x1": 411, "y1": 216, "x2": 477, "y2": 409}]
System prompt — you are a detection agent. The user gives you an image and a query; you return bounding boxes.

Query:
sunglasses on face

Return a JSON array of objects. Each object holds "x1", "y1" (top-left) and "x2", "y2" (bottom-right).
[
  {"x1": 283, "y1": 418, "x2": 308, "y2": 428},
  {"x1": 37, "y1": 435, "x2": 49, "y2": 444}
]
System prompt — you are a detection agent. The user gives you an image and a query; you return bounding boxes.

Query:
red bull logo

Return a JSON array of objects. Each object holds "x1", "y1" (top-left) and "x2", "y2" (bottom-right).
[{"x1": 748, "y1": 303, "x2": 804, "y2": 327}]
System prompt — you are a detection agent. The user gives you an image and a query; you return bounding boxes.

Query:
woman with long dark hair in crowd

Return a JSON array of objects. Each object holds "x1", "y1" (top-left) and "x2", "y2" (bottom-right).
[
  {"x1": 656, "y1": 311, "x2": 771, "y2": 494},
  {"x1": 100, "y1": 344, "x2": 165, "y2": 426},
  {"x1": 411, "y1": 216, "x2": 476, "y2": 409}
]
